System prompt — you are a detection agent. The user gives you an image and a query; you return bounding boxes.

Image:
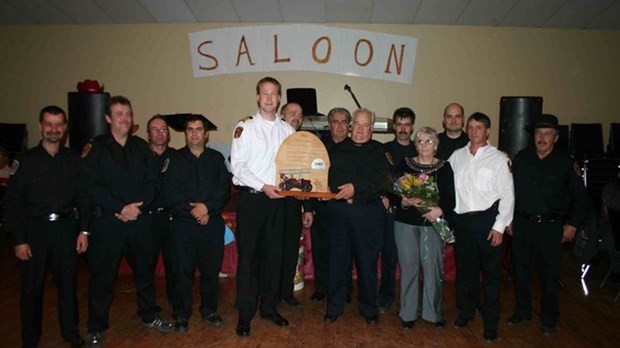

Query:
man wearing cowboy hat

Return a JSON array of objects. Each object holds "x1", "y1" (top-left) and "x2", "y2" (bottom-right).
[{"x1": 507, "y1": 113, "x2": 591, "y2": 335}]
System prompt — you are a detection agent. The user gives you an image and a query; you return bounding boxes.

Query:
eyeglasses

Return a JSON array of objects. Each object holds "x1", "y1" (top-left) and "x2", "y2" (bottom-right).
[
  {"x1": 149, "y1": 127, "x2": 168, "y2": 134},
  {"x1": 416, "y1": 139, "x2": 435, "y2": 146}
]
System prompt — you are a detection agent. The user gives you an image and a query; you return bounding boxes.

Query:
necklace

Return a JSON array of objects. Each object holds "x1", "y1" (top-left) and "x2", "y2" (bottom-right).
[{"x1": 404, "y1": 156, "x2": 446, "y2": 174}]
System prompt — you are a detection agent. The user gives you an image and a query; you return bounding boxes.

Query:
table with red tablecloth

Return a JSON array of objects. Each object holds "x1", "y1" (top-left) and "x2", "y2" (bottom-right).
[{"x1": 119, "y1": 211, "x2": 456, "y2": 281}]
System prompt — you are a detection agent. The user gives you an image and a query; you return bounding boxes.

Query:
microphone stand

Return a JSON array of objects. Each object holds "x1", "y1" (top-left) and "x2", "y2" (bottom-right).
[{"x1": 344, "y1": 84, "x2": 362, "y2": 109}]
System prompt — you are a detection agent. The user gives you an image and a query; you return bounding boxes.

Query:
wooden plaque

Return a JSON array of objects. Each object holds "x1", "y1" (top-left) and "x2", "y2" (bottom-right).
[{"x1": 275, "y1": 131, "x2": 337, "y2": 198}]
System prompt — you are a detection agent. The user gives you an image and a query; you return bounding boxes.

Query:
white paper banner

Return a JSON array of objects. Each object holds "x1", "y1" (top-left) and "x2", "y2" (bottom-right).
[{"x1": 188, "y1": 25, "x2": 418, "y2": 84}]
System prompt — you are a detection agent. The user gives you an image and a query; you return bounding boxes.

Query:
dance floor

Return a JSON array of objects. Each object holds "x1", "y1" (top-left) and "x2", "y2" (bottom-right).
[{"x1": 0, "y1": 231, "x2": 619, "y2": 347}]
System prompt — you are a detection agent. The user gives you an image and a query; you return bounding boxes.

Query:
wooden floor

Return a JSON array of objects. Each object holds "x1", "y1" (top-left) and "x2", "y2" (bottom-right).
[{"x1": 1, "y1": 233, "x2": 619, "y2": 348}]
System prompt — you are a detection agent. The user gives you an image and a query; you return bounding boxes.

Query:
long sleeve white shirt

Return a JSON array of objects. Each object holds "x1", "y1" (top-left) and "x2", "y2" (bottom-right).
[
  {"x1": 449, "y1": 141, "x2": 514, "y2": 233},
  {"x1": 230, "y1": 110, "x2": 295, "y2": 191}
]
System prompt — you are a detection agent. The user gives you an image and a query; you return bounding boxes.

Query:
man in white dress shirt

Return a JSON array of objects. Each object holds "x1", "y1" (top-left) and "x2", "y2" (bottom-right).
[
  {"x1": 230, "y1": 76, "x2": 295, "y2": 337},
  {"x1": 448, "y1": 112, "x2": 514, "y2": 343}
]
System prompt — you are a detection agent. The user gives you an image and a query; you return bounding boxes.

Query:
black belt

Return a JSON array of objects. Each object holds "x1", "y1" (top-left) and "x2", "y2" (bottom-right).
[
  {"x1": 147, "y1": 208, "x2": 169, "y2": 215},
  {"x1": 39, "y1": 212, "x2": 73, "y2": 222},
  {"x1": 518, "y1": 212, "x2": 560, "y2": 223},
  {"x1": 463, "y1": 201, "x2": 499, "y2": 216},
  {"x1": 238, "y1": 186, "x2": 262, "y2": 194}
]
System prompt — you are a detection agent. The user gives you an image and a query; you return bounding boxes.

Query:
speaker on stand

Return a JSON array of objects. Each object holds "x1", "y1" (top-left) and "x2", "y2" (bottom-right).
[
  {"x1": 498, "y1": 96, "x2": 543, "y2": 159},
  {"x1": 0, "y1": 123, "x2": 27, "y2": 159},
  {"x1": 68, "y1": 92, "x2": 110, "y2": 153}
]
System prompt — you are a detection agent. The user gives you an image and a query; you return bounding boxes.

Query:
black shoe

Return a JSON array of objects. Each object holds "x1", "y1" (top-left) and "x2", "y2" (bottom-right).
[
  {"x1": 85, "y1": 332, "x2": 103, "y2": 348},
  {"x1": 507, "y1": 314, "x2": 531, "y2": 325},
  {"x1": 346, "y1": 294, "x2": 352, "y2": 304},
  {"x1": 542, "y1": 325, "x2": 557, "y2": 335},
  {"x1": 435, "y1": 319, "x2": 446, "y2": 328},
  {"x1": 323, "y1": 314, "x2": 339, "y2": 323},
  {"x1": 236, "y1": 319, "x2": 251, "y2": 337},
  {"x1": 283, "y1": 296, "x2": 301, "y2": 307},
  {"x1": 174, "y1": 321, "x2": 189, "y2": 333},
  {"x1": 142, "y1": 313, "x2": 174, "y2": 333},
  {"x1": 364, "y1": 315, "x2": 379, "y2": 325},
  {"x1": 202, "y1": 313, "x2": 223, "y2": 327},
  {"x1": 401, "y1": 320, "x2": 415, "y2": 330},
  {"x1": 64, "y1": 335, "x2": 85, "y2": 348},
  {"x1": 483, "y1": 330, "x2": 498, "y2": 343},
  {"x1": 310, "y1": 292, "x2": 326, "y2": 302},
  {"x1": 453, "y1": 317, "x2": 469, "y2": 329},
  {"x1": 260, "y1": 312, "x2": 289, "y2": 327}
]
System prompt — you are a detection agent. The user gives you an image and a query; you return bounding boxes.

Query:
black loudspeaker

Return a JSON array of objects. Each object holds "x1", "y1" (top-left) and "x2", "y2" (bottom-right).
[
  {"x1": 0, "y1": 123, "x2": 27, "y2": 157},
  {"x1": 609, "y1": 123, "x2": 620, "y2": 154},
  {"x1": 498, "y1": 96, "x2": 543, "y2": 158},
  {"x1": 286, "y1": 88, "x2": 319, "y2": 115},
  {"x1": 571, "y1": 123, "x2": 604, "y2": 158},
  {"x1": 556, "y1": 125, "x2": 570, "y2": 153},
  {"x1": 68, "y1": 92, "x2": 110, "y2": 153}
]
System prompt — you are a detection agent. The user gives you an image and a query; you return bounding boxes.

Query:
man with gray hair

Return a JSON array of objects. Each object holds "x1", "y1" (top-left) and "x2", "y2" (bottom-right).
[
  {"x1": 310, "y1": 107, "x2": 351, "y2": 303},
  {"x1": 324, "y1": 108, "x2": 391, "y2": 325},
  {"x1": 507, "y1": 113, "x2": 590, "y2": 335}
]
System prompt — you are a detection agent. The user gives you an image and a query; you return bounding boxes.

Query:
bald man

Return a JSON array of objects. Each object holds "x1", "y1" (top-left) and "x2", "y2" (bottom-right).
[
  {"x1": 281, "y1": 102, "x2": 303, "y2": 131},
  {"x1": 436, "y1": 103, "x2": 469, "y2": 160}
]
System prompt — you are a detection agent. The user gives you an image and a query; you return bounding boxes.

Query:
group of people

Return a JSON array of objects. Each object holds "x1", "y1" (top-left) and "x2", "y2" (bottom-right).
[{"x1": 3, "y1": 75, "x2": 591, "y2": 347}]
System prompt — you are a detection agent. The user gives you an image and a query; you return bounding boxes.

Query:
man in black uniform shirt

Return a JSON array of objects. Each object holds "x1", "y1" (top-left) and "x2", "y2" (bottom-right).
[
  {"x1": 507, "y1": 114, "x2": 590, "y2": 335},
  {"x1": 82, "y1": 96, "x2": 173, "y2": 347},
  {"x1": 146, "y1": 115, "x2": 175, "y2": 308},
  {"x1": 279, "y1": 102, "x2": 314, "y2": 307},
  {"x1": 310, "y1": 107, "x2": 351, "y2": 302},
  {"x1": 324, "y1": 108, "x2": 391, "y2": 325},
  {"x1": 436, "y1": 103, "x2": 469, "y2": 160},
  {"x1": 163, "y1": 114, "x2": 230, "y2": 332},
  {"x1": 380, "y1": 107, "x2": 417, "y2": 313},
  {"x1": 4, "y1": 105, "x2": 90, "y2": 348},
  {"x1": 384, "y1": 107, "x2": 417, "y2": 167}
]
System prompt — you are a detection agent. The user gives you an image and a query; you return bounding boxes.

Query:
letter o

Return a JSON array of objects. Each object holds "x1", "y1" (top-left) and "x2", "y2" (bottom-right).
[{"x1": 312, "y1": 36, "x2": 332, "y2": 64}]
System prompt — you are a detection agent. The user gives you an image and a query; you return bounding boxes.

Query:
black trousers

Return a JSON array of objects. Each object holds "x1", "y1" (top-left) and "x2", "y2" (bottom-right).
[
  {"x1": 313, "y1": 201, "x2": 354, "y2": 296},
  {"x1": 379, "y1": 210, "x2": 397, "y2": 308},
  {"x1": 235, "y1": 191, "x2": 284, "y2": 321},
  {"x1": 171, "y1": 217, "x2": 224, "y2": 321},
  {"x1": 454, "y1": 208, "x2": 502, "y2": 331},
  {"x1": 150, "y1": 212, "x2": 174, "y2": 307},
  {"x1": 311, "y1": 201, "x2": 330, "y2": 294},
  {"x1": 326, "y1": 200, "x2": 384, "y2": 318},
  {"x1": 20, "y1": 218, "x2": 80, "y2": 347},
  {"x1": 280, "y1": 197, "x2": 303, "y2": 300},
  {"x1": 87, "y1": 214, "x2": 157, "y2": 332},
  {"x1": 512, "y1": 215, "x2": 563, "y2": 327}
]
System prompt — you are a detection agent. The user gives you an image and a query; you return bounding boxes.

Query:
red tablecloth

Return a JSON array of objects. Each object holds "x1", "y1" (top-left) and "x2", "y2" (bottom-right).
[{"x1": 119, "y1": 211, "x2": 456, "y2": 281}]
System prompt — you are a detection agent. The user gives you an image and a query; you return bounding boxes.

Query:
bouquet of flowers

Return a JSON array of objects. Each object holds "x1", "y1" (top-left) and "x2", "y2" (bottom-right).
[{"x1": 393, "y1": 173, "x2": 455, "y2": 244}]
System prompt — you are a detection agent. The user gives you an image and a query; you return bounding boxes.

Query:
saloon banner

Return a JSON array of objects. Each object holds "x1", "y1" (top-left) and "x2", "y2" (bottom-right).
[{"x1": 188, "y1": 25, "x2": 418, "y2": 84}]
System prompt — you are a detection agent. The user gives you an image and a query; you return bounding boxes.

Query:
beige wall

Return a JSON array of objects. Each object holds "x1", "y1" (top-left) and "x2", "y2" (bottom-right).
[{"x1": 1, "y1": 23, "x2": 619, "y2": 150}]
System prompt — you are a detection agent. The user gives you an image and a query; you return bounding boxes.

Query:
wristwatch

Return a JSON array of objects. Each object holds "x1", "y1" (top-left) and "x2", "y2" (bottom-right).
[{"x1": 81, "y1": 231, "x2": 91, "y2": 236}]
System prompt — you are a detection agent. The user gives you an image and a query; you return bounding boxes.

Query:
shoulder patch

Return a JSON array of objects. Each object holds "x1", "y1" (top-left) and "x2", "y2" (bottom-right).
[
  {"x1": 385, "y1": 152, "x2": 394, "y2": 166},
  {"x1": 9, "y1": 160, "x2": 19, "y2": 175},
  {"x1": 234, "y1": 126, "x2": 244, "y2": 139},
  {"x1": 161, "y1": 158, "x2": 170, "y2": 173},
  {"x1": 81, "y1": 143, "x2": 92, "y2": 158}
]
